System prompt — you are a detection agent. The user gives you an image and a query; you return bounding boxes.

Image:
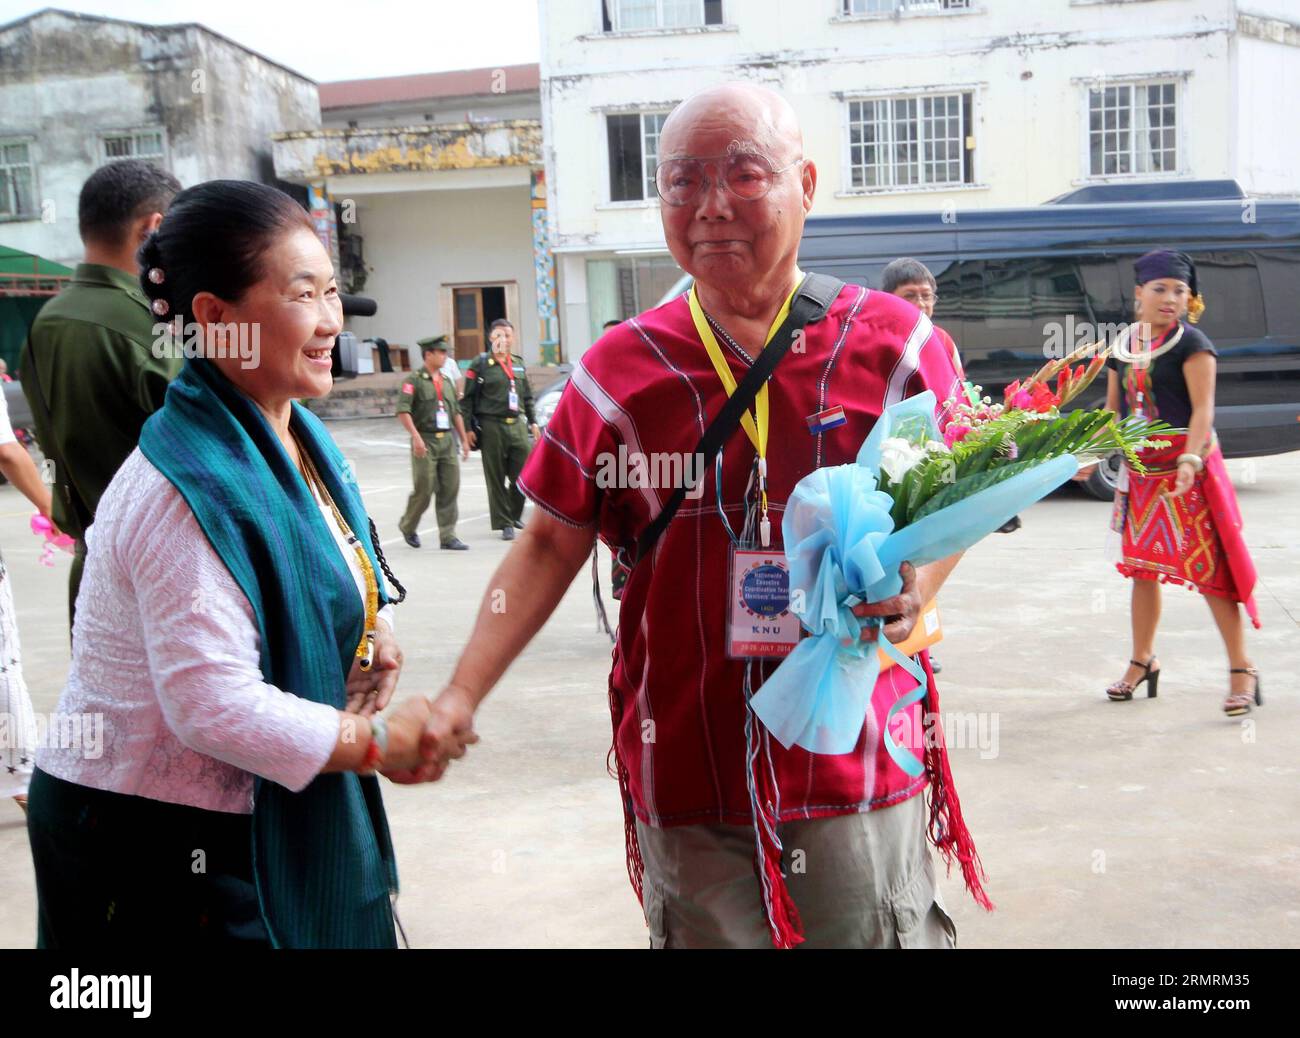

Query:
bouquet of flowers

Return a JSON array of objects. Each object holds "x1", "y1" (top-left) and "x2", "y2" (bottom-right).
[
  {"x1": 751, "y1": 342, "x2": 1172, "y2": 759},
  {"x1": 883, "y1": 341, "x2": 1173, "y2": 528}
]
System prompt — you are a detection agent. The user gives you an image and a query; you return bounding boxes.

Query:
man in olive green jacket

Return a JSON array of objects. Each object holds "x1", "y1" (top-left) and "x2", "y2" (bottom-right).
[{"x1": 23, "y1": 160, "x2": 181, "y2": 628}]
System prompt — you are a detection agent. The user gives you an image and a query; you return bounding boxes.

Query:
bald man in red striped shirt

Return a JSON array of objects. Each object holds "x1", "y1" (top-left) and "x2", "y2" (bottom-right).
[{"x1": 423, "y1": 83, "x2": 990, "y2": 948}]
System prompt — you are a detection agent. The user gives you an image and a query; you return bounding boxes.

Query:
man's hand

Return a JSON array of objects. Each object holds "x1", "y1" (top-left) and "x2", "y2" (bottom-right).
[
  {"x1": 411, "y1": 435, "x2": 428, "y2": 459},
  {"x1": 460, "y1": 440, "x2": 470, "y2": 461},
  {"x1": 529, "y1": 423, "x2": 540, "y2": 440},
  {"x1": 381, "y1": 684, "x2": 480, "y2": 785},
  {"x1": 466, "y1": 430, "x2": 477, "y2": 450},
  {"x1": 851, "y1": 561, "x2": 922, "y2": 645},
  {"x1": 345, "y1": 625, "x2": 402, "y2": 716}
]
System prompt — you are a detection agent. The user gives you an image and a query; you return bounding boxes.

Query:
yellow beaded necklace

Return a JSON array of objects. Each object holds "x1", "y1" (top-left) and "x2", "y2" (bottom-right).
[{"x1": 292, "y1": 431, "x2": 380, "y2": 672}]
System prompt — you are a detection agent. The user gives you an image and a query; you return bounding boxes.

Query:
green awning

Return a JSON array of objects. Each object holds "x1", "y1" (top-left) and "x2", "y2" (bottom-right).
[
  {"x1": 0, "y1": 243, "x2": 74, "y2": 279},
  {"x1": 0, "y1": 244, "x2": 74, "y2": 374}
]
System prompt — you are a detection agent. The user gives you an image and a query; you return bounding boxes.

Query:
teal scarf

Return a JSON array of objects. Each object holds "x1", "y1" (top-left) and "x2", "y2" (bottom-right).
[{"x1": 139, "y1": 358, "x2": 398, "y2": 948}]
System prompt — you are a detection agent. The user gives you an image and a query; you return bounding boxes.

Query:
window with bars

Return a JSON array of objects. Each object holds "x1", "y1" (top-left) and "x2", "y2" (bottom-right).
[
  {"x1": 602, "y1": 0, "x2": 723, "y2": 31},
  {"x1": 606, "y1": 111, "x2": 669, "y2": 202},
  {"x1": 847, "y1": 92, "x2": 972, "y2": 191},
  {"x1": 100, "y1": 129, "x2": 166, "y2": 164},
  {"x1": 0, "y1": 141, "x2": 36, "y2": 218},
  {"x1": 842, "y1": 0, "x2": 971, "y2": 14},
  {"x1": 1087, "y1": 80, "x2": 1177, "y2": 177}
]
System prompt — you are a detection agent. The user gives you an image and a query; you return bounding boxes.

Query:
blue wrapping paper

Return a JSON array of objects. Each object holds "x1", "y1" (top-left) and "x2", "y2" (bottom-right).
[{"x1": 750, "y1": 391, "x2": 1078, "y2": 756}]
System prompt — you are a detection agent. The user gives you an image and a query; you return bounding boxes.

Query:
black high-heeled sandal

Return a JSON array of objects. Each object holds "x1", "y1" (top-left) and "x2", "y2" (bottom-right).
[
  {"x1": 1107, "y1": 657, "x2": 1160, "y2": 701},
  {"x1": 1224, "y1": 668, "x2": 1262, "y2": 716}
]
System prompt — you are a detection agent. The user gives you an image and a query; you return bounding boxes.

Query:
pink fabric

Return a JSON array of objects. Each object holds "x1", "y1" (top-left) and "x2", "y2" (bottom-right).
[{"x1": 1202, "y1": 446, "x2": 1262, "y2": 629}]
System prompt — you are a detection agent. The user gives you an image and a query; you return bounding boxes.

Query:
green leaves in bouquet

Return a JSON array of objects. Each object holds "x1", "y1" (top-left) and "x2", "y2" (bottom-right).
[{"x1": 881, "y1": 409, "x2": 1174, "y2": 527}]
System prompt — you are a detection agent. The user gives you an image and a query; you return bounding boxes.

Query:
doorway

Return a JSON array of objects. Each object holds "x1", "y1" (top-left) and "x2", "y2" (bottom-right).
[{"x1": 451, "y1": 285, "x2": 508, "y2": 361}]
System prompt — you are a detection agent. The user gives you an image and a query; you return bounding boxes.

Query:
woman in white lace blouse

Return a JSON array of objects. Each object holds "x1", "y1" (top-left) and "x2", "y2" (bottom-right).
[{"x1": 25, "y1": 181, "x2": 475, "y2": 949}]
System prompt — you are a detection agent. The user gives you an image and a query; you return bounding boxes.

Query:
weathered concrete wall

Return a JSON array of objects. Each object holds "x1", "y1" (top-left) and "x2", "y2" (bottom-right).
[
  {"x1": 0, "y1": 9, "x2": 318, "y2": 266},
  {"x1": 273, "y1": 120, "x2": 543, "y2": 182},
  {"x1": 323, "y1": 94, "x2": 540, "y2": 131},
  {"x1": 192, "y1": 30, "x2": 320, "y2": 184}
]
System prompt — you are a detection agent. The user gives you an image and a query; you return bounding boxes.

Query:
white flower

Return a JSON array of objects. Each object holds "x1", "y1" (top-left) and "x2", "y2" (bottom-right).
[
  {"x1": 924, "y1": 439, "x2": 950, "y2": 454},
  {"x1": 879, "y1": 436, "x2": 929, "y2": 482}
]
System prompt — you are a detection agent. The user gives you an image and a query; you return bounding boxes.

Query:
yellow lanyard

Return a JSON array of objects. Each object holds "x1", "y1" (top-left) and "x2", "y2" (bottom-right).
[{"x1": 687, "y1": 269, "x2": 803, "y2": 547}]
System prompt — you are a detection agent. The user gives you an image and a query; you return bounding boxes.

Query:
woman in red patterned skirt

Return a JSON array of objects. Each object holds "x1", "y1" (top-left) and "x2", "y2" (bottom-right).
[{"x1": 1104, "y1": 250, "x2": 1262, "y2": 716}]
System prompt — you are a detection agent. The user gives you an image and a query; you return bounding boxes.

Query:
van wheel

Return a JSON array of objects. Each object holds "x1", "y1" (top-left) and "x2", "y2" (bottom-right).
[{"x1": 1083, "y1": 452, "x2": 1123, "y2": 500}]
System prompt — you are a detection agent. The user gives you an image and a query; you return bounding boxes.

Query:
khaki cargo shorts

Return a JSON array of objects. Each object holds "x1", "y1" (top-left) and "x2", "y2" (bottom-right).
[{"x1": 636, "y1": 792, "x2": 956, "y2": 949}]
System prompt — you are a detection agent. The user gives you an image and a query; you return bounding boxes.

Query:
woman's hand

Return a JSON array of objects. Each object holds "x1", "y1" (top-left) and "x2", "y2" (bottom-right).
[
  {"x1": 1167, "y1": 461, "x2": 1197, "y2": 499},
  {"x1": 377, "y1": 695, "x2": 439, "y2": 778},
  {"x1": 851, "y1": 562, "x2": 922, "y2": 645},
  {"x1": 346, "y1": 625, "x2": 402, "y2": 716},
  {"x1": 379, "y1": 686, "x2": 480, "y2": 785}
]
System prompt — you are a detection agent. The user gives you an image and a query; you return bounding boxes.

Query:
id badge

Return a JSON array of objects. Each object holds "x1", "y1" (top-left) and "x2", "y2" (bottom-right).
[
  {"x1": 727, "y1": 547, "x2": 801, "y2": 659},
  {"x1": 436, "y1": 407, "x2": 451, "y2": 430},
  {"x1": 508, "y1": 388, "x2": 519, "y2": 412}
]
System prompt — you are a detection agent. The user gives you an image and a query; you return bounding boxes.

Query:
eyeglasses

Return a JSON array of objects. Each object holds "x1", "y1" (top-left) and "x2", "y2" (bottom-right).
[{"x1": 654, "y1": 153, "x2": 804, "y2": 207}]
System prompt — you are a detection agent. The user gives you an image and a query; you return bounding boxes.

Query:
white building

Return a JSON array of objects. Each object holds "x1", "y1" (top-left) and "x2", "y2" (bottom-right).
[
  {"x1": 272, "y1": 65, "x2": 559, "y2": 365},
  {"x1": 538, "y1": 0, "x2": 1300, "y2": 356}
]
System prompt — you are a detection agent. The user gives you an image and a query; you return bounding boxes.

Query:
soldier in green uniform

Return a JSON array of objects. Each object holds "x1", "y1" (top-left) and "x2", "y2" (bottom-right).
[
  {"x1": 461, "y1": 319, "x2": 536, "y2": 541},
  {"x1": 396, "y1": 337, "x2": 470, "y2": 550},
  {"x1": 22, "y1": 160, "x2": 182, "y2": 628}
]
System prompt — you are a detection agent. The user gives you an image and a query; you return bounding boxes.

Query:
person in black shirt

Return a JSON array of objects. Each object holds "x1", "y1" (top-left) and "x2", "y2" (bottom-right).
[{"x1": 1103, "y1": 250, "x2": 1262, "y2": 716}]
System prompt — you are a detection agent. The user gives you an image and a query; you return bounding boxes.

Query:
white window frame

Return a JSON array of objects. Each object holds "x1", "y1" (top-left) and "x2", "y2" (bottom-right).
[
  {"x1": 605, "y1": 0, "x2": 720, "y2": 32},
  {"x1": 1078, "y1": 74, "x2": 1186, "y2": 182},
  {"x1": 0, "y1": 137, "x2": 38, "y2": 219},
  {"x1": 837, "y1": 0, "x2": 976, "y2": 18},
  {"x1": 603, "y1": 109, "x2": 673, "y2": 206},
  {"x1": 840, "y1": 86, "x2": 978, "y2": 194},
  {"x1": 99, "y1": 127, "x2": 169, "y2": 166}
]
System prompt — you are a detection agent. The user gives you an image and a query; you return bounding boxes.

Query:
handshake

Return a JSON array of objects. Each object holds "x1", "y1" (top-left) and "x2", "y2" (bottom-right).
[
  {"x1": 342, "y1": 629, "x2": 479, "y2": 784},
  {"x1": 375, "y1": 687, "x2": 480, "y2": 785}
]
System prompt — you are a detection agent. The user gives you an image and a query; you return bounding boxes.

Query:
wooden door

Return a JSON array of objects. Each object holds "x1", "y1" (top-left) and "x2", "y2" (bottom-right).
[{"x1": 453, "y1": 287, "x2": 484, "y2": 361}]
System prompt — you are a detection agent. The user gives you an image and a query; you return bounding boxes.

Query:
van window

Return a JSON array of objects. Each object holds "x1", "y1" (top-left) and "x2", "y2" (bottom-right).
[
  {"x1": 951, "y1": 258, "x2": 1118, "y2": 359},
  {"x1": 1186, "y1": 251, "x2": 1266, "y2": 342},
  {"x1": 1255, "y1": 251, "x2": 1300, "y2": 339}
]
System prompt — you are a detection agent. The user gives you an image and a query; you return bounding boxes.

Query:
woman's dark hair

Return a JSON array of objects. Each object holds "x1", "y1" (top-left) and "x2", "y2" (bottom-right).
[{"x1": 137, "y1": 180, "x2": 314, "y2": 320}]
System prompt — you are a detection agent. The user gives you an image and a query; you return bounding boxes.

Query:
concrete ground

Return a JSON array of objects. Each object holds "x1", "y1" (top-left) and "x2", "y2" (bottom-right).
[{"x1": 1, "y1": 419, "x2": 1296, "y2": 948}]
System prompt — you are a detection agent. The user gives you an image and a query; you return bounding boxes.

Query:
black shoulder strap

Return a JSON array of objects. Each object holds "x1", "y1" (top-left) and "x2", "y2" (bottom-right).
[{"x1": 631, "y1": 272, "x2": 842, "y2": 566}]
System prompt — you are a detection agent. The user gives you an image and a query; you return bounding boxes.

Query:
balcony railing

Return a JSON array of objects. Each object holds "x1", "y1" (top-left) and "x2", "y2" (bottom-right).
[{"x1": 272, "y1": 119, "x2": 542, "y2": 182}]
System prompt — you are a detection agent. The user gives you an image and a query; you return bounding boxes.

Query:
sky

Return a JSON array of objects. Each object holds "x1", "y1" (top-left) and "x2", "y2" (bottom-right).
[{"x1": 0, "y1": 0, "x2": 543, "y2": 81}]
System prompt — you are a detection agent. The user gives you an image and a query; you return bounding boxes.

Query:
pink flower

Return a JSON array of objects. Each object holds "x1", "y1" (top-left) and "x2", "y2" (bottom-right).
[
  {"x1": 943, "y1": 422, "x2": 973, "y2": 448},
  {"x1": 1009, "y1": 389, "x2": 1033, "y2": 410}
]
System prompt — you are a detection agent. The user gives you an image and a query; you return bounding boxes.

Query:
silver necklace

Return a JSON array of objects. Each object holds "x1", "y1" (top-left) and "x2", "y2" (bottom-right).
[{"x1": 1110, "y1": 320, "x2": 1183, "y2": 365}]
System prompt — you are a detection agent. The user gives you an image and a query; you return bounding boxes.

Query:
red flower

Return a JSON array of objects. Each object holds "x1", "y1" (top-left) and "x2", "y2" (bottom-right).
[{"x1": 1028, "y1": 382, "x2": 1061, "y2": 413}]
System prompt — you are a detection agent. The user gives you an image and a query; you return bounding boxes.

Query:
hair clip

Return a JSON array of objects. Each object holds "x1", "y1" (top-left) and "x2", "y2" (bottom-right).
[
  {"x1": 150, "y1": 298, "x2": 170, "y2": 316},
  {"x1": 147, "y1": 267, "x2": 165, "y2": 285}
]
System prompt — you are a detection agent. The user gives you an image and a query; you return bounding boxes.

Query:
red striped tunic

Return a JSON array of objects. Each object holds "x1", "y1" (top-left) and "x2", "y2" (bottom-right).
[{"x1": 520, "y1": 283, "x2": 970, "y2": 838}]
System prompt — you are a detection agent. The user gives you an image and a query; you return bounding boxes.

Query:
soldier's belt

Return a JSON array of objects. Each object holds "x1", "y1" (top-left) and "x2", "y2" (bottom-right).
[{"x1": 481, "y1": 415, "x2": 518, "y2": 424}]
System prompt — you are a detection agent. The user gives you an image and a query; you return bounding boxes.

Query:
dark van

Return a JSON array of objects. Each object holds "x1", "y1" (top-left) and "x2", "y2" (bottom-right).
[{"x1": 796, "y1": 180, "x2": 1300, "y2": 497}]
